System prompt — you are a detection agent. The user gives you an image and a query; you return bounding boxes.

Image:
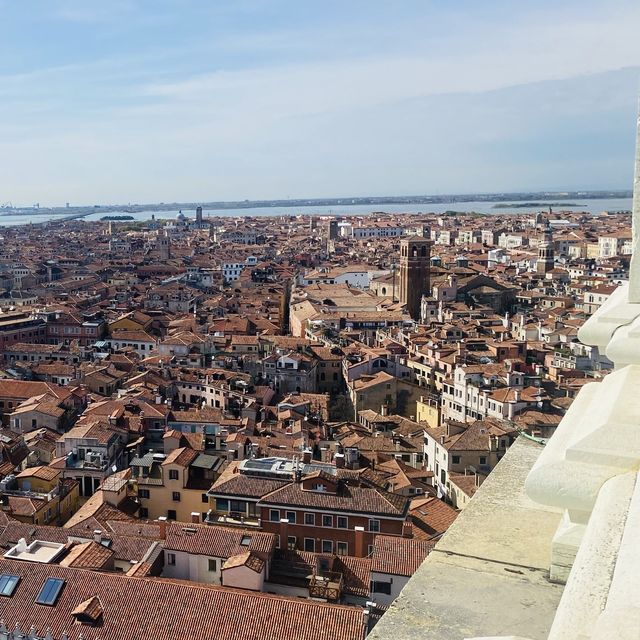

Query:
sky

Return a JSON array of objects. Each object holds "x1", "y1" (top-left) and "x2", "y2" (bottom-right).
[{"x1": 1, "y1": 0, "x2": 640, "y2": 207}]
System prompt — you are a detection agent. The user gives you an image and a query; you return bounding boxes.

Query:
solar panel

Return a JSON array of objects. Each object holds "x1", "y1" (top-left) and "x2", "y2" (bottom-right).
[
  {"x1": 35, "y1": 578, "x2": 65, "y2": 605},
  {"x1": 0, "y1": 574, "x2": 19, "y2": 597}
]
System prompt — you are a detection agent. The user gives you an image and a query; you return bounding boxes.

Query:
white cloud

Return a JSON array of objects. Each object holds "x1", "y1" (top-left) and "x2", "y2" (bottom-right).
[{"x1": 1, "y1": 1, "x2": 640, "y2": 204}]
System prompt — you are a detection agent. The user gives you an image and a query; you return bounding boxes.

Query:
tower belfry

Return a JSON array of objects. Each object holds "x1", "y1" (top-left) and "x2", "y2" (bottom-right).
[
  {"x1": 399, "y1": 236, "x2": 432, "y2": 321},
  {"x1": 537, "y1": 220, "x2": 554, "y2": 275},
  {"x1": 158, "y1": 229, "x2": 171, "y2": 260}
]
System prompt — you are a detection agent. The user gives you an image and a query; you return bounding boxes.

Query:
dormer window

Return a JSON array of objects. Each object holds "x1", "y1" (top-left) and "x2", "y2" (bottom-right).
[
  {"x1": 312, "y1": 483, "x2": 326, "y2": 492},
  {"x1": 71, "y1": 596, "x2": 104, "y2": 626}
]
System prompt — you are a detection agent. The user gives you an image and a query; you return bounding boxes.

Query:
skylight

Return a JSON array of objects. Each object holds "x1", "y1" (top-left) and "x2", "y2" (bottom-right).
[
  {"x1": 240, "y1": 535, "x2": 251, "y2": 546},
  {"x1": 0, "y1": 574, "x2": 20, "y2": 597},
  {"x1": 36, "y1": 578, "x2": 65, "y2": 605}
]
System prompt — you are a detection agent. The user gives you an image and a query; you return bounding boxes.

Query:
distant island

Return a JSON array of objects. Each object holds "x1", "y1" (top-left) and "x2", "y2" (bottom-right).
[
  {"x1": 100, "y1": 215, "x2": 134, "y2": 221},
  {"x1": 492, "y1": 202, "x2": 583, "y2": 209}
]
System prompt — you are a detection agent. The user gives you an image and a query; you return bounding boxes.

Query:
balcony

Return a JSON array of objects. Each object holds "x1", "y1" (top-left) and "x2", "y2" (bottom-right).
[
  {"x1": 64, "y1": 452, "x2": 109, "y2": 471},
  {"x1": 204, "y1": 509, "x2": 261, "y2": 528},
  {"x1": 308, "y1": 571, "x2": 344, "y2": 602}
]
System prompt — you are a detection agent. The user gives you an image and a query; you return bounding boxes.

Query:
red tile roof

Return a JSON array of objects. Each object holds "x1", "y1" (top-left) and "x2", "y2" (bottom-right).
[{"x1": 0, "y1": 557, "x2": 364, "y2": 640}]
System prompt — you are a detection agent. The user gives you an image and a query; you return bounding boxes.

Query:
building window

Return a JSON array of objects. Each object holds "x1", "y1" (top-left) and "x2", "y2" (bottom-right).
[
  {"x1": 286, "y1": 511, "x2": 296, "y2": 524},
  {"x1": 140, "y1": 507, "x2": 148, "y2": 518},
  {"x1": 287, "y1": 536, "x2": 297, "y2": 550},
  {"x1": 167, "y1": 553, "x2": 176, "y2": 566},
  {"x1": 452, "y1": 455, "x2": 460, "y2": 464},
  {"x1": 337, "y1": 516, "x2": 348, "y2": 529},
  {"x1": 139, "y1": 489, "x2": 150, "y2": 499},
  {"x1": 371, "y1": 581, "x2": 392, "y2": 595},
  {"x1": 322, "y1": 515, "x2": 332, "y2": 527},
  {"x1": 336, "y1": 541, "x2": 348, "y2": 556},
  {"x1": 269, "y1": 509, "x2": 280, "y2": 522},
  {"x1": 167, "y1": 510, "x2": 177, "y2": 520},
  {"x1": 369, "y1": 519, "x2": 380, "y2": 533},
  {"x1": 208, "y1": 559, "x2": 217, "y2": 572},
  {"x1": 321, "y1": 540, "x2": 333, "y2": 553},
  {"x1": 304, "y1": 513, "x2": 315, "y2": 526},
  {"x1": 480, "y1": 457, "x2": 487, "y2": 465},
  {"x1": 202, "y1": 494, "x2": 209, "y2": 504},
  {"x1": 304, "y1": 538, "x2": 315, "y2": 552},
  {"x1": 172, "y1": 492, "x2": 181, "y2": 502},
  {"x1": 169, "y1": 470, "x2": 179, "y2": 480}
]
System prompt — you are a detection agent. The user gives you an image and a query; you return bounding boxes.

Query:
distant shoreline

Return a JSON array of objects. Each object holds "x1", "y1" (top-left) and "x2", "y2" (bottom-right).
[{"x1": 0, "y1": 190, "x2": 631, "y2": 217}]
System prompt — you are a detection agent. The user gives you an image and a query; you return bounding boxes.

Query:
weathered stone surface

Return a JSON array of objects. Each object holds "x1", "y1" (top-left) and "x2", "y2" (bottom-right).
[{"x1": 369, "y1": 438, "x2": 563, "y2": 640}]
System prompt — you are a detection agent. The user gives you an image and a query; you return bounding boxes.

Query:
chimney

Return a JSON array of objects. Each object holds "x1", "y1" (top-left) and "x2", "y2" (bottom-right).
[
  {"x1": 363, "y1": 607, "x2": 371, "y2": 632},
  {"x1": 354, "y1": 526, "x2": 365, "y2": 557},
  {"x1": 190, "y1": 512, "x2": 200, "y2": 524},
  {"x1": 514, "y1": 389, "x2": 521, "y2": 403},
  {"x1": 402, "y1": 520, "x2": 413, "y2": 538},
  {"x1": 279, "y1": 518, "x2": 289, "y2": 550},
  {"x1": 302, "y1": 449, "x2": 312, "y2": 464},
  {"x1": 440, "y1": 435, "x2": 445, "y2": 445},
  {"x1": 380, "y1": 404, "x2": 388, "y2": 417},
  {"x1": 157, "y1": 516, "x2": 167, "y2": 540},
  {"x1": 334, "y1": 452, "x2": 345, "y2": 468},
  {"x1": 93, "y1": 530, "x2": 102, "y2": 544}
]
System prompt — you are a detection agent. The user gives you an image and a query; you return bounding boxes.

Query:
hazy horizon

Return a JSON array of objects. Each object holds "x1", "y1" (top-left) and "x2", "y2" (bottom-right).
[
  {"x1": 1, "y1": 1, "x2": 639, "y2": 207},
  {"x1": 5, "y1": 187, "x2": 634, "y2": 212}
]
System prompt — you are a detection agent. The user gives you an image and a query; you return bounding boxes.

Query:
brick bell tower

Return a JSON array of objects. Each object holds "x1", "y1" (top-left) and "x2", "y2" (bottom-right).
[
  {"x1": 537, "y1": 220, "x2": 555, "y2": 275},
  {"x1": 399, "y1": 236, "x2": 432, "y2": 321}
]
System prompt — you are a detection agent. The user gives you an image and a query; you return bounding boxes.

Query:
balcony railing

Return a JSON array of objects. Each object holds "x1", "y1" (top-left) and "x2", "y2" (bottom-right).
[
  {"x1": 204, "y1": 510, "x2": 261, "y2": 528},
  {"x1": 308, "y1": 571, "x2": 344, "y2": 602}
]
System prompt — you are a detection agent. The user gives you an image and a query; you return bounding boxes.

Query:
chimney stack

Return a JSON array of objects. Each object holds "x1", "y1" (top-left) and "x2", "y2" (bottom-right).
[
  {"x1": 157, "y1": 516, "x2": 167, "y2": 540},
  {"x1": 191, "y1": 512, "x2": 200, "y2": 524},
  {"x1": 402, "y1": 520, "x2": 413, "y2": 538},
  {"x1": 354, "y1": 526, "x2": 365, "y2": 557},
  {"x1": 380, "y1": 404, "x2": 389, "y2": 417},
  {"x1": 334, "y1": 452, "x2": 345, "y2": 468},
  {"x1": 303, "y1": 448, "x2": 312, "y2": 464},
  {"x1": 279, "y1": 518, "x2": 289, "y2": 550},
  {"x1": 93, "y1": 530, "x2": 102, "y2": 544}
]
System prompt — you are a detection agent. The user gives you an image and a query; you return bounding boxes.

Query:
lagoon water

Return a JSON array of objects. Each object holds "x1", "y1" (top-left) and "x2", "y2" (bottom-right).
[{"x1": 0, "y1": 197, "x2": 632, "y2": 227}]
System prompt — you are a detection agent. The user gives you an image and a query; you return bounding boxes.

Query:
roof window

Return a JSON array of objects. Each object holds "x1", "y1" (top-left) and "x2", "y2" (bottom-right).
[{"x1": 36, "y1": 577, "x2": 65, "y2": 605}]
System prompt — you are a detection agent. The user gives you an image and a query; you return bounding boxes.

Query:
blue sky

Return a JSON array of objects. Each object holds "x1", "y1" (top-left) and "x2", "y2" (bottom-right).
[{"x1": 1, "y1": 0, "x2": 639, "y2": 206}]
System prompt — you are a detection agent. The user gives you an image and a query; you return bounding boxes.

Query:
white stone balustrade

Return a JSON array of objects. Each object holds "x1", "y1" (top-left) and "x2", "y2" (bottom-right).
[
  {"x1": 523, "y1": 107, "x2": 640, "y2": 583},
  {"x1": 464, "y1": 105, "x2": 640, "y2": 640}
]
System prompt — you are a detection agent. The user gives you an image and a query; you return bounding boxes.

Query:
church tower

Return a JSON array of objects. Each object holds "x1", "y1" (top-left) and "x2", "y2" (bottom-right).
[
  {"x1": 537, "y1": 221, "x2": 554, "y2": 275},
  {"x1": 158, "y1": 229, "x2": 171, "y2": 260},
  {"x1": 399, "y1": 236, "x2": 432, "y2": 321}
]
